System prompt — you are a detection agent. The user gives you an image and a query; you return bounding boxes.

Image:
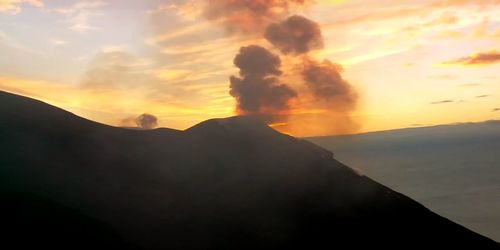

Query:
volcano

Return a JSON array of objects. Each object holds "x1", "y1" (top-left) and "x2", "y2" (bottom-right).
[{"x1": 0, "y1": 91, "x2": 498, "y2": 249}]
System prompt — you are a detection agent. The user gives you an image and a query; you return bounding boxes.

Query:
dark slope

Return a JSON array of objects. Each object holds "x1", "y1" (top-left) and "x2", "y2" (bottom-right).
[
  {"x1": 0, "y1": 91, "x2": 498, "y2": 249},
  {"x1": 1, "y1": 188, "x2": 135, "y2": 249}
]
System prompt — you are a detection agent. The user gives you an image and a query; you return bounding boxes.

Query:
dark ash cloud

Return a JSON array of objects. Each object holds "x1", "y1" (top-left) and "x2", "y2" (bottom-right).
[
  {"x1": 208, "y1": 1, "x2": 360, "y2": 135},
  {"x1": 230, "y1": 76, "x2": 298, "y2": 116},
  {"x1": 204, "y1": 0, "x2": 311, "y2": 34},
  {"x1": 233, "y1": 45, "x2": 282, "y2": 77},
  {"x1": 492, "y1": 108, "x2": 500, "y2": 112},
  {"x1": 265, "y1": 15, "x2": 323, "y2": 54},
  {"x1": 444, "y1": 50, "x2": 500, "y2": 65},
  {"x1": 229, "y1": 45, "x2": 297, "y2": 119},
  {"x1": 302, "y1": 58, "x2": 357, "y2": 109},
  {"x1": 136, "y1": 113, "x2": 158, "y2": 129},
  {"x1": 431, "y1": 100, "x2": 454, "y2": 104}
]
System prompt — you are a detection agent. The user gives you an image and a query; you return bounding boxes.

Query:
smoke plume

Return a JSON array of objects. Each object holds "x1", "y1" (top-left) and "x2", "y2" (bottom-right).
[
  {"x1": 204, "y1": 0, "x2": 311, "y2": 34},
  {"x1": 302, "y1": 58, "x2": 357, "y2": 110},
  {"x1": 264, "y1": 15, "x2": 323, "y2": 54},
  {"x1": 233, "y1": 45, "x2": 282, "y2": 77},
  {"x1": 136, "y1": 113, "x2": 158, "y2": 129},
  {"x1": 202, "y1": 0, "x2": 360, "y2": 135},
  {"x1": 230, "y1": 45, "x2": 297, "y2": 120}
]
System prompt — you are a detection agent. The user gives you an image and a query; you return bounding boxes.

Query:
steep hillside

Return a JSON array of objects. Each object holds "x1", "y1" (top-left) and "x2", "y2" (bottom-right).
[{"x1": 0, "y1": 91, "x2": 498, "y2": 249}]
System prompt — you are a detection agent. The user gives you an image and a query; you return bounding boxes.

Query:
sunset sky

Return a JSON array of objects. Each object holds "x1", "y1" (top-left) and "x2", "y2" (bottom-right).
[{"x1": 1, "y1": 0, "x2": 499, "y2": 136}]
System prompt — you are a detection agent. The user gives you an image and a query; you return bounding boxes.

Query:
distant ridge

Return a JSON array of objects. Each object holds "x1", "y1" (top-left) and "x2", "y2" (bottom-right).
[
  {"x1": 0, "y1": 90, "x2": 498, "y2": 249},
  {"x1": 307, "y1": 119, "x2": 500, "y2": 139}
]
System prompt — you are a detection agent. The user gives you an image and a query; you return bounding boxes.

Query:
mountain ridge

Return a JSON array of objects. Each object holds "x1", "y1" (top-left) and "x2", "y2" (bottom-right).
[
  {"x1": 307, "y1": 119, "x2": 500, "y2": 139},
  {"x1": 0, "y1": 90, "x2": 498, "y2": 249}
]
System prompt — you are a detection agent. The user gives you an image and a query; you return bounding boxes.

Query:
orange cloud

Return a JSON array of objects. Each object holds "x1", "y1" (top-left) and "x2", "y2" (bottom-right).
[
  {"x1": 322, "y1": 0, "x2": 499, "y2": 29},
  {"x1": 443, "y1": 50, "x2": 500, "y2": 66},
  {"x1": 204, "y1": 0, "x2": 312, "y2": 34},
  {"x1": 431, "y1": 100, "x2": 454, "y2": 104},
  {"x1": 435, "y1": 30, "x2": 463, "y2": 40},
  {"x1": 51, "y1": 1, "x2": 105, "y2": 33}
]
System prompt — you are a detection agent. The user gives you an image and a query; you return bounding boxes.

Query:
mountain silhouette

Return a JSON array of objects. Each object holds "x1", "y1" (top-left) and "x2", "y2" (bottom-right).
[{"x1": 0, "y1": 90, "x2": 498, "y2": 249}]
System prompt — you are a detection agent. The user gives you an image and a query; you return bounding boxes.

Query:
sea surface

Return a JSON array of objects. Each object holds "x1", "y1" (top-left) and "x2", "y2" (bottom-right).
[{"x1": 307, "y1": 121, "x2": 500, "y2": 242}]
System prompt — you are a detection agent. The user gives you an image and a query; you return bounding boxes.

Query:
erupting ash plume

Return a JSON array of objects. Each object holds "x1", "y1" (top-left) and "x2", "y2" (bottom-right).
[
  {"x1": 230, "y1": 45, "x2": 297, "y2": 120},
  {"x1": 204, "y1": 0, "x2": 312, "y2": 34},
  {"x1": 302, "y1": 58, "x2": 357, "y2": 110},
  {"x1": 203, "y1": 1, "x2": 359, "y2": 135},
  {"x1": 233, "y1": 45, "x2": 282, "y2": 77},
  {"x1": 265, "y1": 15, "x2": 324, "y2": 54}
]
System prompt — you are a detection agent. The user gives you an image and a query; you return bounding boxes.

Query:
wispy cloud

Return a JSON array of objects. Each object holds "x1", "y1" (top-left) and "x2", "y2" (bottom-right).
[
  {"x1": 339, "y1": 48, "x2": 406, "y2": 66},
  {"x1": 443, "y1": 50, "x2": 500, "y2": 66},
  {"x1": 147, "y1": 22, "x2": 212, "y2": 44},
  {"x1": 435, "y1": 30, "x2": 463, "y2": 40},
  {"x1": 493, "y1": 108, "x2": 500, "y2": 112},
  {"x1": 322, "y1": 0, "x2": 492, "y2": 29},
  {"x1": 460, "y1": 83, "x2": 481, "y2": 87},
  {"x1": 428, "y1": 74, "x2": 457, "y2": 79},
  {"x1": 0, "y1": 30, "x2": 43, "y2": 54},
  {"x1": 431, "y1": 99, "x2": 454, "y2": 104},
  {"x1": 476, "y1": 94, "x2": 490, "y2": 98},
  {"x1": 50, "y1": 38, "x2": 68, "y2": 46},
  {"x1": 80, "y1": 49, "x2": 158, "y2": 90},
  {"x1": 0, "y1": 0, "x2": 43, "y2": 14},
  {"x1": 52, "y1": 1, "x2": 105, "y2": 33},
  {"x1": 149, "y1": 1, "x2": 202, "y2": 21}
]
